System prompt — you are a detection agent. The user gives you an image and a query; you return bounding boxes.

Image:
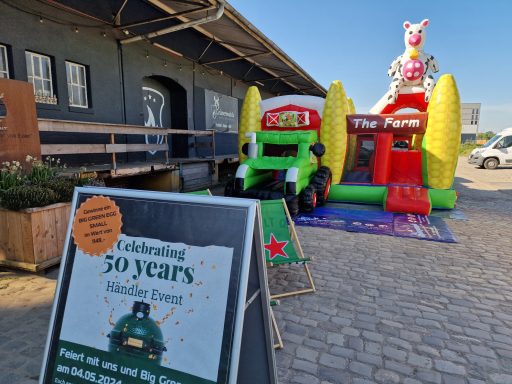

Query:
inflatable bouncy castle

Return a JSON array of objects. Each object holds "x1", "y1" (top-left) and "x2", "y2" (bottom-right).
[{"x1": 233, "y1": 19, "x2": 461, "y2": 215}]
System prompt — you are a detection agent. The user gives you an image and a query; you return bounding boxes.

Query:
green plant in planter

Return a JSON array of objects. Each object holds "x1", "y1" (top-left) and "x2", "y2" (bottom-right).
[
  {"x1": 1, "y1": 186, "x2": 58, "y2": 211},
  {"x1": 0, "y1": 161, "x2": 25, "y2": 190},
  {"x1": 0, "y1": 156, "x2": 102, "y2": 211}
]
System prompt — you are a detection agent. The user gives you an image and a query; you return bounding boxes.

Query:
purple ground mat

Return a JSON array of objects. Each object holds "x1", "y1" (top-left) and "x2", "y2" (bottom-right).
[{"x1": 294, "y1": 207, "x2": 457, "y2": 243}]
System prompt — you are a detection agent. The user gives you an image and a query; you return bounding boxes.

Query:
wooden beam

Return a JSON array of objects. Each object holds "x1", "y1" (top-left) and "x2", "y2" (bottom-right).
[
  {"x1": 201, "y1": 52, "x2": 271, "y2": 65},
  {"x1": 106, "y1": 144, "x2": 168, "y2": 153},
  {"x1": 118, "y1": 5, "x2": 215, "y2": 29},
  {"x1": 38, "y1": 119, "x2": 213, "y2": 136},
  {"x1": 41, "y1": 144, "x2": 106, "y2": 155}
]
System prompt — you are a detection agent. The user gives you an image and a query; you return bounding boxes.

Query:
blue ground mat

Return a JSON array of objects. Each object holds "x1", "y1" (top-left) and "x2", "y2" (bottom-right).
[{"x1": 294, "y1": 205, "x2": 457, "y2": 243}]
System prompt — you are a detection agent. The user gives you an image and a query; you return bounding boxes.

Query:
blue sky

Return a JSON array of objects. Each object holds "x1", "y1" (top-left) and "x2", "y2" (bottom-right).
[{"x1": 229, "y1": 0, "x2": 512, "y2": 133}]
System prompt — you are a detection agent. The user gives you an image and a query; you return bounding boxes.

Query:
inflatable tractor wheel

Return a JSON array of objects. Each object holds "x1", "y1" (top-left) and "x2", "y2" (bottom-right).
[
  {"x1": 311, "y1": 166, "x2": 332, "y2": 206},
  {"x1": 300, "y1": 185, "x2": 317, "y2": 213},
  {"x1": 285, "y1": 194, "x2": 300, "y2": 216}
]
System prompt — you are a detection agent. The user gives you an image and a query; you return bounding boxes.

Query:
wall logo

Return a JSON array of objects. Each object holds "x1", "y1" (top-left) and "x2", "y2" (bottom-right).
[
  {"x1": 211, "y1": 95, "x2": 235, "y2": 121},
  {"x1": 142, "y1": 87, "x2": 165, "y2": 155},
  {"x1": 205, "y1": 89, "x2": 238, "y2": 133}
]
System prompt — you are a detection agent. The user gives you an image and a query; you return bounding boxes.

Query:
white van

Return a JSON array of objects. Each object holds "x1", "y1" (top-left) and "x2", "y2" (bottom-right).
[{"x1": 468, "y1": 128, "x2": 512, "y2": 169}]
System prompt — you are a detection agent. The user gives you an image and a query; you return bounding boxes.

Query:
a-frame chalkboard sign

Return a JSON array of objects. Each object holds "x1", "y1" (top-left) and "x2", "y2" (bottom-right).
[{"x1": 40, "y1": 187, "x2": 277, "y2": 384}]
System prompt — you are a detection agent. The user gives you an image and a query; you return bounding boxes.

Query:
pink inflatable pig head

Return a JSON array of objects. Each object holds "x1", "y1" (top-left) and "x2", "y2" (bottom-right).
[{"x1": 403, "y1": 19, "x2": 429, "y2": 50}]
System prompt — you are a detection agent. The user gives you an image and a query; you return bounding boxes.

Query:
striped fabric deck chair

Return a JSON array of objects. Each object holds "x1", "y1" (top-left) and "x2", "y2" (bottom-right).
[{"x1": 260, "y1": 199, "x2": 316, "y2": 300}]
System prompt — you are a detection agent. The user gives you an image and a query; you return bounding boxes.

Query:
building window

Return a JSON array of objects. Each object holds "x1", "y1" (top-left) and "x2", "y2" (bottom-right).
[
  {"x1": 0, "y1": 45, "x2": 9, "y2": 78},
  {"x1": 65, "y1": 61, "x2": 88, "y2": 108},
  {"x1": 25, "y1": 51, "x2": 57, "y2": 104}
]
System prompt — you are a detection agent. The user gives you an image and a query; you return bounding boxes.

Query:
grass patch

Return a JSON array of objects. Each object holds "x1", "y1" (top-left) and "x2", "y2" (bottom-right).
[{"x1": 459, "y1": 142, "x2": 478, "y2": 156}]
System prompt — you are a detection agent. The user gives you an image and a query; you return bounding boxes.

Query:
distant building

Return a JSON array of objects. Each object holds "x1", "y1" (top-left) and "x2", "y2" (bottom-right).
[{"x1": 461, "y1": 103, "x2": 481, "y2": 143}]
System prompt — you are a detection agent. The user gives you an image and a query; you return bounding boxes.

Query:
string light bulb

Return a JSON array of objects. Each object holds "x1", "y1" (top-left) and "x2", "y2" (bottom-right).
[
  {"x1": 74, "y1": 26, "x2": 79, "y2": 33},
  {"x1": 39, "y1": 16, "x2": 44, "y2": 23}
]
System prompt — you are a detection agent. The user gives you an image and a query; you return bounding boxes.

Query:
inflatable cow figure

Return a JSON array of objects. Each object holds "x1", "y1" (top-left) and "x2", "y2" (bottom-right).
[{"x1": 386, "y1": 19, "x2": 439, "y2": 103}]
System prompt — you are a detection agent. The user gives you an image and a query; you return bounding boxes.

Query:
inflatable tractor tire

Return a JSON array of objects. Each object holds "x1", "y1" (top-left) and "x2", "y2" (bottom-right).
[
  {"x1": 299, "y1": 185, "x2": 317, "y2": 213},
  {"x1": 311, "y1": 166, "x2": 332, "y2": 206}
]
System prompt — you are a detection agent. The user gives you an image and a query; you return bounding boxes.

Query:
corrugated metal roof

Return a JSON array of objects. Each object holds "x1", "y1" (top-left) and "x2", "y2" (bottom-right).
[{"x1": 48, "y1": 0, "x2": 326, "y2": 96}]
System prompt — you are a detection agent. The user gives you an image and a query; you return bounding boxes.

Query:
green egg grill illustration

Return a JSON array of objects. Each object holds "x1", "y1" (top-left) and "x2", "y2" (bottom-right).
[{"x1": 108, "y1": 301, "x2": 167, "y2": 364}]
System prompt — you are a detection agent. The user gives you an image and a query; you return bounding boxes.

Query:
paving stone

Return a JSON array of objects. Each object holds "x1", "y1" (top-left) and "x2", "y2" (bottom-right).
[
  {"x1": 363, "y1": 330, "x2": 384, "y2": 343},
  {"x1": 329, "y1": 346, "x2": 355, "y2": 359},
  {"x1": 384, "y1": 361, "x2": 414, "y2": 376},
  {"x1": 296, "y1": 346, "x2": 319, "y2": 363},
  {"x1": 440, "y1": 349, "x2": 467, "y2": 364},
  {"x1": 471, "y1": 344, "x2": 497, "y2": 358},
  {"x1": 374, "y1": 368, "x2": 400, "y2": 384},
  {"x1": 326, "y1": 332, "x2": 344, "y2": 346},
  {"x1": 466, "y1": 354, "x2": 500, "y2": 370},
  {"x1": 349, "y1": 361, "x2": 373, "y2": 378},
  {"x1": 415, "y1": 369, "x2": 442, "y2": 384},
  {"x1": 434, "y1": 359, "x2": 466, "y2": 375},
  {"x1": 408, "y1": 352, "x2": 432, "y2": 369},
  {"x1": 318, "y1": 366, "x2": 351, "y2": 384},
  {"x1": 400, "y1": 330, "x2": 422, "y2": 342},
  {"x1": 443, "y1": 374, "x2": 467, "y2": 384},
  {"x1": 291, "y1": 359, "x2": 318, "y2": 375},
  {"x1": 356, "y1": 352, "x2": 383, "y2": 367},
  {"x1": 290, "y1": 373, "x2": 320, "y2": 384},
  {"x1": 348, "y1": 336, "x2": 364, "y2": 352},
  {"x1": 383, "y1": 346, "x2": 407, "y2": 362},
  {"x1": 490, "y1": 373, "x2": 512, "y2": 384},
  {"x1": 319, "y1": 353, "x2": 347, "y2": 369},
  {"x1": 417, "y1": 344, "x2": 441, "y2": 357},
  {"x1": 365, "y1": 341, "x2": 383, "y2": 355},
  {"x1": 386, "y1": 337, "x2": 412, "y2": 351}
]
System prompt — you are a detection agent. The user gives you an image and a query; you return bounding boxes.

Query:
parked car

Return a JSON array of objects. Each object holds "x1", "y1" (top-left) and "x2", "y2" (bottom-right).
[{"x1": 468, "y1": 128, "x2": 512, "y2": 169}]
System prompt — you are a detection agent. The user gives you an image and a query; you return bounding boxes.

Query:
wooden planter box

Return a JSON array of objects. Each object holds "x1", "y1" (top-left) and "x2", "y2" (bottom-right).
[{"x1": 0, "y1": 202, "x2": 71, "y2": 272}]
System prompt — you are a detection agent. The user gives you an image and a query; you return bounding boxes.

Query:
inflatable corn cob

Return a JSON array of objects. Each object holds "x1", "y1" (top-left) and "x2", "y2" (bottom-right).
[
  {"x1": 238, "y1": 86, "x2": 262, "y2": 162},
  {"x1": 422, "y1": 74, "x2": 461, "y2": 189},
  {"x1": 345, "y1": 97, "x2": 357, "y2": 172},
  {"x1": 320, "y1": 80, "x2": 348, "y2": 183}
]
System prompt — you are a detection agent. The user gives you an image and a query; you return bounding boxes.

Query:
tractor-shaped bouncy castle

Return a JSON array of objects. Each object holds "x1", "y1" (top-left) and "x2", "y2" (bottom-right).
[{"x1": 229, "y1": 19, "x2": 462, "y2": 216}]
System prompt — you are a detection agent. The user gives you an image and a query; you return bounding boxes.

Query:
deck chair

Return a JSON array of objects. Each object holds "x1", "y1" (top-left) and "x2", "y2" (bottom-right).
[
  {"x1": 270, "y1": 299, "x2": 283, "y2": 349},
  {"x1": 260, "y1": 199, "x2": 316, "y2": 299}
]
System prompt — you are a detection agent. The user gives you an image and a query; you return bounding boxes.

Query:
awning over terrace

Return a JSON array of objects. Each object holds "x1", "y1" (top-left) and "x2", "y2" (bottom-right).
[{"x1": 43, "y1": 0, "x2": 327, "y2": 97}]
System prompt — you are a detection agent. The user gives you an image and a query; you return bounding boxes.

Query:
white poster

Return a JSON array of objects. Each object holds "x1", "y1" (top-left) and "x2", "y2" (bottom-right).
[{"x1": 59, "y1": 234, "x2": 233, "y2": 382}]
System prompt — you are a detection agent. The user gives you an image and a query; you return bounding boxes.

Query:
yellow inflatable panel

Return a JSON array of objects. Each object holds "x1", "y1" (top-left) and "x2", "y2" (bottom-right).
[
  {"x1": 238, "y1": 86, "x2": 262, "y2": 162},
  {"x1": 320, "y1": 81, "x2": 348, "y2": 183},
  {"x1": 423, "y1": 74, "x2": 462, "y2": 189},
  {"x1": 345, "y1": 97, "x2": 357, "y2": 172}
]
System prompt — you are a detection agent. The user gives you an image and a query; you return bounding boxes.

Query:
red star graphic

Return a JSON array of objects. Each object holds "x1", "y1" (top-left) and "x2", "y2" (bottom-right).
[{"x1": 264, "y1": 234, "x2": 289, "y2": 260}]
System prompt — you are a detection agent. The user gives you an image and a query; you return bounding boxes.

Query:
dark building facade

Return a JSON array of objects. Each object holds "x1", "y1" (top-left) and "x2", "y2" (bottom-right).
[{"x1": 0, "y1": 0, "x2": 325, "y2": 190}]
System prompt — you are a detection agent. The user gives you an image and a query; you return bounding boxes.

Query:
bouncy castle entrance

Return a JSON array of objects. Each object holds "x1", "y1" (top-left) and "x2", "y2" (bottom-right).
[{"x1": 341, "y1": 112, "x2": 432, "y2": 214}]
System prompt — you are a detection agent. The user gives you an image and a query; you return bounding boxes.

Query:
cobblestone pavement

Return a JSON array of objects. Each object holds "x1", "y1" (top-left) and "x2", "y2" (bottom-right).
[{"x1": 1, "y1": 158, "x2": 512, "y2": 384}]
